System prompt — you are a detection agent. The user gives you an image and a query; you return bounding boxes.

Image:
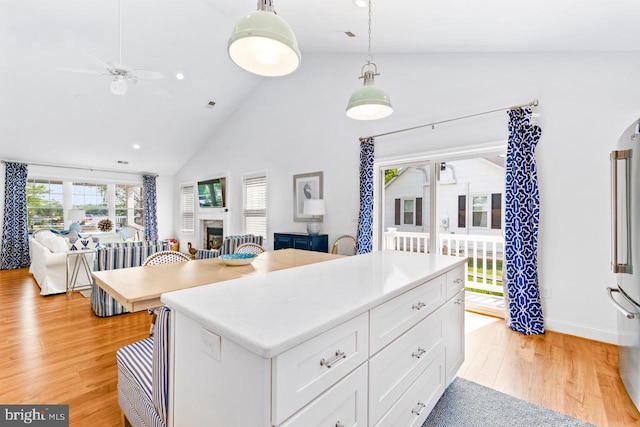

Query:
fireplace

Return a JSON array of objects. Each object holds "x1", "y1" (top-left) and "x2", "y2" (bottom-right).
[
  {"x1": 200, "y1": 219, "x2": 224, "y2": 250},
  {"x1": 207, "y1": 227, "x2": 223, "y2": 250}
]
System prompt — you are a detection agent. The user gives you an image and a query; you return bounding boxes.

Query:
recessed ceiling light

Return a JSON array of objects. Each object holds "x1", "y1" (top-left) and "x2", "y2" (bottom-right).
[
  {"x1": 353, "y1": 0, "x2": 367, "y2": 7},
  {"x1": 132, "y1": 144, "x2": 141, "y2": 149},
  {"x1": 176, "y1": 72, "x2": 185, "y2": 80}
]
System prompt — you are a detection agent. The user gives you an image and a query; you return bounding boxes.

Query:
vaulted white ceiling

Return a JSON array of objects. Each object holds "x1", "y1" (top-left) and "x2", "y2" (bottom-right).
[{"x1": 2, "y1": 0, "x2": 639, "y2": 175}]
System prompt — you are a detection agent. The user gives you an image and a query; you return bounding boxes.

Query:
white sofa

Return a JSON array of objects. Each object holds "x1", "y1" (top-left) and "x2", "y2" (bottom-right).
[{"x1": 29, "y1": 231, "x2": 97, "y2": 295}]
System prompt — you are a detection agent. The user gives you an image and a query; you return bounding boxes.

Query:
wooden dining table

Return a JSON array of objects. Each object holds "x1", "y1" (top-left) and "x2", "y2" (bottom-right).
[{"x1": 91, "y1": 249, "x2": 342, "y2": 313}]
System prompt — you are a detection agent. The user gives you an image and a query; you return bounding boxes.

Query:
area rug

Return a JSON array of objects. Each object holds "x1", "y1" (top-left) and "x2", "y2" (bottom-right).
[
  {"x1": 423, "y1": 377, "x2": 596, "y2": 427},
  {"x1": 79, "y1": 289, "x2": 92, "y2": 298}
]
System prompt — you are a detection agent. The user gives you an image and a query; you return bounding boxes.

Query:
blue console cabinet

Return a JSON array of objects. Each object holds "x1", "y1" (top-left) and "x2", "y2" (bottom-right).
[{"x1": 273, "y1": 232, "x2": 328, "y2": 253}]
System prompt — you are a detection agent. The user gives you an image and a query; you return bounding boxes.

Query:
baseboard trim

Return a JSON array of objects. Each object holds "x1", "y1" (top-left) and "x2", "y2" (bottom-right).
[{"x1": 544, "y1": 318, "x2": 618, "y2": 345}]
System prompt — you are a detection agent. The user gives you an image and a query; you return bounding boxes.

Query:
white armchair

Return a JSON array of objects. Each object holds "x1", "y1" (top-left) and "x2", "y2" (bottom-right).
[{"x1": 29, "y1": 231, "x2": 95, "y2": 295}]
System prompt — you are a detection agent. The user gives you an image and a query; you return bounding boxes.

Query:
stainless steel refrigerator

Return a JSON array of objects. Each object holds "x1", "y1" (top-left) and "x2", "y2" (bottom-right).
[{"x1": 608, "y1": 119, "x2": 640, "y2": 411}]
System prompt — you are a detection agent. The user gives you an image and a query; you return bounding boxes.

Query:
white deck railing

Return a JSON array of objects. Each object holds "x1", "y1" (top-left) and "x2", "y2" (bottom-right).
[{"x1": 383, "y1": 229, "x2": 504, "y2": 296}]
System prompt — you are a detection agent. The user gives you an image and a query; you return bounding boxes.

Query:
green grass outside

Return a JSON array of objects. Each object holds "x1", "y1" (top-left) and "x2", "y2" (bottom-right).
[{"x1": 466, "y1": 257, "x2": 504, "y2": 295}]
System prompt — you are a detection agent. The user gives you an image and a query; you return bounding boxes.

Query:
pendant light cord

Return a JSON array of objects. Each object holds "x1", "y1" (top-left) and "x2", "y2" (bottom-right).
[
  {"x1": 366, "y1": 0, "x2": 372, "y2": 66},
  {"x1": 118, "y1": 0, "x2": 122, "y2": 65}
]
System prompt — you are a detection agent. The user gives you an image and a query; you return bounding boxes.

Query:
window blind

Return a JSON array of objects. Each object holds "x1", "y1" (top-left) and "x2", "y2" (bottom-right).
[
  {"x1": 243, "y1": 175, "x2": 267, "y2": 240},
  {"x1": 181, "y1": 185, "x2": 195, "y2": 233}
]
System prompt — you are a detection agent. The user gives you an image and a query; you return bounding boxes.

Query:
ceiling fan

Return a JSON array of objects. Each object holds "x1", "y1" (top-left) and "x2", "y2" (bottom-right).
[{"x1": 58, "y1": 0, "x2": 165, "y2": 96}]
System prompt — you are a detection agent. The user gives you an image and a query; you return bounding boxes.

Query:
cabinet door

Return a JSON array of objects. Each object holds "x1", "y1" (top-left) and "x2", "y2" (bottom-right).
[
  {"x1": 292, "y1": 237, "x2": 311, "y2": 250},
  {"x1": 444, "y1": 289, "x2": 465, "y2": 385},
  {"x1": 279, "y1": 364, "x2": 368, "y2": 427},
  {"x1": 274, "y1": 235, "x2": 292, "y2": 250}
]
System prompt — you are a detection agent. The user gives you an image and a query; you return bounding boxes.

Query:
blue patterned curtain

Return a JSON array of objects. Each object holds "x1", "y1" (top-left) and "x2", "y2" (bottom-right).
[
  {"x1": 1, "y1": 162, "x2": 30, "y2": 269},
  {"x1": 356, "y1": 137, "x2": 375, "y2": 254},
  {"x1": 504, "y1": 108, "x2": 543, "y2": 334},
  {"x1": 142, "y1": 175, "x2": 158, "y2": 242}
]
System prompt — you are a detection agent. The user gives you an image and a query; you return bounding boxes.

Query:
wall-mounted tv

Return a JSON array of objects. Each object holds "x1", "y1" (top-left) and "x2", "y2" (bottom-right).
[{"x1": 197, "y1": 177, "x2": 226, "y2": 208}]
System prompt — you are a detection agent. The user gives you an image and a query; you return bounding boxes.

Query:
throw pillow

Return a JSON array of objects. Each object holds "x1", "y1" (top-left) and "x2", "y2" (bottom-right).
[{"x1": 68, "y1": 236, "x2": 100, "y2": 251}]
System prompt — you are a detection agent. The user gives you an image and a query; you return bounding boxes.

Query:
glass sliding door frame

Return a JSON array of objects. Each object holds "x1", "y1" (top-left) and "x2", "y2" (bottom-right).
[{"x1": 373, "y1": 143, "x2": 506, "y2": 253}]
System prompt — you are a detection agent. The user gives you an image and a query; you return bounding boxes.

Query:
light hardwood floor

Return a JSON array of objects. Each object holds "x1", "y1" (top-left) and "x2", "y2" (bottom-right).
[
  {"x1": 1, "y1": 267, "x2": 639, "y2": 426},
  {"x1": 460, "y1": 312, "x2": 640, "y2": 426}
]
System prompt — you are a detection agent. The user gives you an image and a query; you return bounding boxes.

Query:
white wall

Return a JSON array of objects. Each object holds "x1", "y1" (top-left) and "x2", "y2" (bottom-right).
[{"x1": 174, "y1": 52, "x2": 640, "y2": 344}]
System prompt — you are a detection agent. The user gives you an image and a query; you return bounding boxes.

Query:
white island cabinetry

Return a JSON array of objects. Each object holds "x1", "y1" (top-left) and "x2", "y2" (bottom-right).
[{"x1": 162, "y1": 251, "x2": 466, "y2": 427}]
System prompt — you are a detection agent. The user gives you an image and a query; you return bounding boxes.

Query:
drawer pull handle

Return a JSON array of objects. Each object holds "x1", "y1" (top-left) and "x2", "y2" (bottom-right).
[
  {"x1": 411, "y1": 401, "x2": 426, "y2": 416},
  {"x1": 336, "y1": 422, "x2": 344, "y2": 427},
  {"x1": 454, "y1": 298, "x2": 463, "y2": 305},
  {"x1": 412, "y1": 301, "x2": 426, "y2": 310},
  {"x1": 412, "y1": 347, "x2": 426, "y2": 359},
  {"x1": 320, "y1": 350, "x2": 346, "y2": 368},
  {"x1": 454, "y1": 278, "x2": 463, "y2": 284}
]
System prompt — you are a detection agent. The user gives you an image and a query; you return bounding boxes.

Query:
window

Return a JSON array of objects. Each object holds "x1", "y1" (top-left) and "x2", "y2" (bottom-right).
[
  {"x1": 394, "y1": 197, "x2": 422, "y2": 226},
  {"x1": 403, "y1": 199, "x2": 414, "y2": 225},
  {"x1": 116, "y1": 185, "x2": 144, "y2": 228},
  {"x1": 26, "y1": 178, "x2": 143, "y2": 232},
  {"x1": 243, "y1": 173, "x2": 267, "y2": 242},
  {"x1": 27, "y1": 179, "x2": 63, "y2": 231},
  {"x1": 72, "y1": 182, "x2": 108, "y2": 225},
  {"x1": 472, "y1": 195, "x2": 489, "y2": 227},
  {"x1": 181, "y1": 185, "x2": 195, "y2": 233}
]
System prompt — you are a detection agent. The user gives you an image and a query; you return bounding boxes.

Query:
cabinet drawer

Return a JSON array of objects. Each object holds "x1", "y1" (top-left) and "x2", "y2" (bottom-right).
[
  {"x1": 374, "y1": 349, "x2": 445, "y2": 427},
  {"x1": 446, "y1": 264, "x2": 465, "y2": 299},
  {"x1": 369, "y1": 274, "x2": 446, "y2": 355},
  {"x1": 369, "y1": 307, "x2": 444, "y2": 425},
  {"x1": 279, "y1": 363, "x2": 368, "y2": 427},
  {"x1": 272, "y1": 313, "x2": 369, "y2": 425}
]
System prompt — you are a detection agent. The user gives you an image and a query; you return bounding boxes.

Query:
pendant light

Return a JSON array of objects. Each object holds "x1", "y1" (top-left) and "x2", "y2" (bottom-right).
[
  {"x1": 346, "y1": 0, "x2": 393, "y2": 120},
  {"x1": 227, "y1": 0, "x2": 301, "y2": 77}
]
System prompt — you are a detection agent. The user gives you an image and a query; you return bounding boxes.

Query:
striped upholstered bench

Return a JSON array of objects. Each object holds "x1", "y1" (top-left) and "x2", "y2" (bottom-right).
[
  {"x1": 91, "y1": 241, "x2": 172, "y2": 317},
  {"x1": 195, "y1": 234, "x2": 264, "y2": 259},
  {"x1": 116, "y1": 306, "x2": 171, "y2": 427}
]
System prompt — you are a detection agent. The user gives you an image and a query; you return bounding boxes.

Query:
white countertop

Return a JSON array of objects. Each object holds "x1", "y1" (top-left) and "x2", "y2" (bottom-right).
[{"x1": 161, "y1": 250, "x2": 466, "y2": 358}]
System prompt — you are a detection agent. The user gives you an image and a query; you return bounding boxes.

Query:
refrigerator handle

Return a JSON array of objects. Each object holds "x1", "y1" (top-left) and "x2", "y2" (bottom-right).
[
  {"x1": 607, "y1": 287, "x2": 640, "y2": 319},
  {"x1": 611, "y1": 150, "x2": 633, "y2": 274}
]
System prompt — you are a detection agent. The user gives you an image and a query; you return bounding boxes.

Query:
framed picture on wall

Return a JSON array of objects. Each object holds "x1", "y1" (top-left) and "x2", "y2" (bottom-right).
[{"x1": 293, "y1": 171, "x2": 323, "y2": 222}]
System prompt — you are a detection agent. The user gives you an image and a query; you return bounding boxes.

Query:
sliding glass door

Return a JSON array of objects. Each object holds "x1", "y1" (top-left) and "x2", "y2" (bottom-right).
[{"x1": 379, "y1": 152, "x2": 506, "y2": 317}]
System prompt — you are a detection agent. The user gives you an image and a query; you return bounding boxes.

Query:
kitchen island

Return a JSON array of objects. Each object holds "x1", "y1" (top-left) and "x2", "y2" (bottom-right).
[{"x1": 162, "y1": 250, "x2": 466, "y2": 426}]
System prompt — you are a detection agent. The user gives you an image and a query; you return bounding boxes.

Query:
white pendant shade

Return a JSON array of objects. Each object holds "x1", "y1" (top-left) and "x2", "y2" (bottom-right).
[
  {"x1": 228, "y1": 10, "x2": 301, "y2": 77},
  {"x1": 346, "y1": 72, "x2": 393, "y2": 120},
  {"x1": 346, "y1": 0, "x2": 392, "y2": 120}
]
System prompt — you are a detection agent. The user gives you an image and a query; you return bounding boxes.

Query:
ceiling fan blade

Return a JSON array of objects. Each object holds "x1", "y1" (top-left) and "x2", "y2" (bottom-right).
[
  {"x1": 56, "y1": 67, "x2": 108, "y2": 76},
  {"x1": 131, "y1": 69, "x2": 164, "y2": 80},
  {"x1": 83, "y1": 52, "x2": 116, "y2": 71}
]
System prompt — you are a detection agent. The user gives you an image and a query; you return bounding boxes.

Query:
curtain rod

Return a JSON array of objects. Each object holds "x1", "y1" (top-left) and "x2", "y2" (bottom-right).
[
  {"x1": 0, "y1": 159, "x2": 158, "y2": 177},
  {"x1": 360, "y1": 99, "x2": 539, "y2": 142}
]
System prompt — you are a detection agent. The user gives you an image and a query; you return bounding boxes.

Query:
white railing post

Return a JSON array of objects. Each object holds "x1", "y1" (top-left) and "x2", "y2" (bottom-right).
[{"x1": 384, "y1": 228, "x2": 397, "y2": 250}]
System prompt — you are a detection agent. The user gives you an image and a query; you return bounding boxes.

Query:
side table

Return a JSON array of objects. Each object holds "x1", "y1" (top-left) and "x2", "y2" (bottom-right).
[{"x1": 66, "y1": 249, "x2": 96, "y2": 293}]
